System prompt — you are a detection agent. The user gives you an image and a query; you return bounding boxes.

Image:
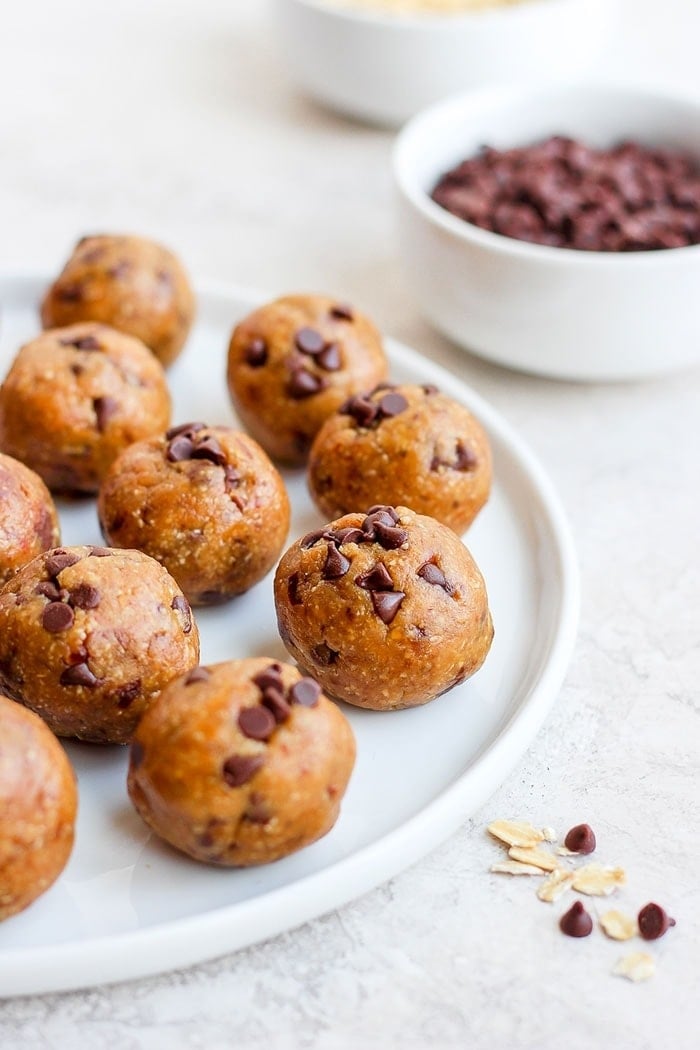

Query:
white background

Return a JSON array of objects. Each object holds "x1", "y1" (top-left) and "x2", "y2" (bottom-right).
[{"x1": 0, "y1": 1, "x2": 699, "y2": 1047}]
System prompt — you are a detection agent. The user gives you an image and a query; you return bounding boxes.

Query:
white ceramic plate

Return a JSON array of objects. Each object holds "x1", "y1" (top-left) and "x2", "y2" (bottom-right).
[{"x1": 0, "y1": 276, "x2": 579, "y2": 997}]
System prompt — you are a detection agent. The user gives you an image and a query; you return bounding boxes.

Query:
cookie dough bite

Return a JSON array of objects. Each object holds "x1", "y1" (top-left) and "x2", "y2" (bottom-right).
[
  {"x1": 0, "y1": 323, "x2": 171, "y2": 495},
  {"x1": 0, "y1": 696, "x2": 77, "y2": 922},
  {"x1": 128, "y1": 658, "x2": 356, "y2": 866},
  {"x1": 98, "y1": 423, "x2": 290, "y2": 605},
  {"x1": 308, "y1": 383, "x2": 492, "y2": 534},
  {"x1": 227, "y1": 294, "x2": 389, "y2": 465},
  {"x1": 0, "y1": 453, "x2": 60, "y2": 586},
  {"x1": 274, "y1": 506, "x2": 493, "y2": 710},
  {"x1": 0, "y1": 545, "x2": 200, "y2": 744},
  {"x1": 40, "y1": 234, "x2": 195, "y2": 367}
]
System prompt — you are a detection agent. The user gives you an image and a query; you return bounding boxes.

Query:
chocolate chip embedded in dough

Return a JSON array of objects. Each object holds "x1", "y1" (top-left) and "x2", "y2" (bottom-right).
[
  {"x1": 45, "y1": 550, "x2": 81, "y2": 577},
  {"x1": 288, "y1": 367, "x2": 326, "y2": 400},
  {"x1": 69, "y1": 583, "x2": 101, "y2": 609},
  {"x1": 88, "y1": 546, "x2": 112, "y2": 557},
  {"x1": 166, "y1": 435, "x2": 195, "y2": 462},
  {"x1": 455, "y1": 441, "x2": 478, "y2": 472},
  {"x1": 323, "y1": 544, "x2": 350, "y2": 580},
  {"x1": 171, "y1": 594, "x2": 193, "y2": 634},
  {"x1": 166, "y1": 422, "x2": 206, "y2": 441},
  {"x1": 261, "y1": 687, "x2": 291, "y2": 724},
  {"x1": 301, "y1": 528, "x2": 327, "y2": 550},
  {"x1": 245, "y1": 338, "x2": 268, "y2": 367},
  {"x1": 373, "y1": 522, "x2": 409, "y2": 550},
  {"x1": 252, "y1": 664, "x2": 285, "y2": 693},
  {"x1": 42, "y1": 602, "x2": 75, "y2": 633},
  {"x1": 294, "y1": 327, "x2": 325, "y2": 355},
  {"x1": 191, "y1": 436, "x2": 227, "y2": 466},
  {"x1": 93, "y1": 396, "x2": 119, "y2": 433},
  {"x1": 317, "y1": 343, "x2": 342, "y2": 371},
  {"x1": 333, "y1": 527, "x2": 364, "y2": 546},
  {"x1": 367, "y1": 505, "x2": 400, "y2": 523},
  {"x1": 35, "y1": 580, "x2": 65, "y2": 601},
  {"x1": 417, "y1": 562, "x2": 449, "y2": 591},
  {"x1": 342, "y1": 395, "x2": 378, "y2": 428},
  {"x1": 238, "y1": 705, "x2": 276, "y2": 741},
  {"x1": 60, "y1": 661, "x2": 99, "y2": 687},
  {"x1": 356, "y1": 563, "x2": 393, "y2": 592},
  {"x1": 378, "y1": 392, "x2": 408, "y2": 418},
  {"x1": 222, "y1": 753, "x2": 264, "y2": 787},
  {"x1": 60, "y1": 333, "x2": 102, "y2": 351},
  {"x1": 287, "y1": 572, "x2": 302, "y2": 606},
  {"x1": 116, "y1": 679, "x2": 141, "y2": 709},
  {"x1": 370, "y1": 590, "x2": 405, "y2": 625},
  {"x1": 329, "y1": 303, "x2": 354, "y2": 321},
  {"x1": 290, "y1": 678, "x2": 321, "y2": 707}
]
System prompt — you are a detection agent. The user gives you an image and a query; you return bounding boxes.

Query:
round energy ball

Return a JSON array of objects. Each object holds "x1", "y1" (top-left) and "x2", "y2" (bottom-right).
[
  {"x1": 0, "y1": 696, "x2": 77, "y2": 922},
  {"x1": 308, "y1": 382, "x2": 492, "y2": 534},
  {"x1": 98, "y1": 423, "x2": 290, "y2": 605},
  {"x1": 274, "y1": 505, "x2": 493, "y2": 710},
  {"x1": 227, "y1": 294, "x2": 388, "y2": 464},
  {"x1": 0, "y1": 323, "x2": 171, "y2": 495},
  {"x1": 127, "y1": 658, "x2": 356, "y2": 866},
  {"x1": 0, "y1": 545, "x2": 200, "y2": 744},
  {"x1": 0, "y1": 452, "x2": 60, "y2": 587},
  {"x1": 40, "y1": 234, "x2": 195, "y2": 367}
]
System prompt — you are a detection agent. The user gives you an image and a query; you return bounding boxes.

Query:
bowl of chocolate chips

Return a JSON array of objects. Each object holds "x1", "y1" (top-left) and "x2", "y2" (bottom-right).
[{"x1": 394, "y1": 83, "x2": 700, "y2": 380}]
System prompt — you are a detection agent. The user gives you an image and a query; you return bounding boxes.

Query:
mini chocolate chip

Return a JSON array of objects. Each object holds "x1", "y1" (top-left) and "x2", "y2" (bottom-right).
[
  {"x1": 222, "y1": 754, "x2": 264, "y2": 787},
  {"x1": 185, "y1": 666, "x2": 211, "y2": 685},
  {"x1": 93, "y1": 396, "x2": 119, "y2": 433},
  {"x1": 261, "y1": 687, "x2": 291, "y2": 723},
  {"x1": 323, "y1": 543, "x2": 350, "y2": 580},
  {"x1": 70, "y1": 584, "x2": 101, "y2": 609},
  {"x1": 564, "y1": 824, "x2": 597, "y2": 855},
  {"x1": 287, "y1": 572, "x2": 302, "y2": 606},
  {"x1": 290, "y1": 678, "x2": 321, "y2": 707},
  {"x1": 60, "y1": 661, "x2": 98, "y2": 687},
  {"x1": 295, "y1": 327, "x2": 325, "y2": 355},
  {"x1": 301, "y1": 529, "x2": 327, "y2": 549},
  {"x1": 35, "y1": 580, "x2": 64, "y2": 601},
  {"x1": 166, "y1": 422, "x2": 206, "y2": 441},
  {"x1": 367, "y1": 505, "x2": 400, "y2": 522},
  {"x1": 329, "y1": 302, "x2": 354, "y2": 321},
  {"x1": 417, "y1": 562, "x2": 449, "y2": 590},
  {"x1": 253, "y1": 665, "x2": 285, "y2": 692},
  {"x1": 455, "y1": 441, "x2": 478, "y2": 471},
  {"x1": 45, "y1": 550, "x2": 81, "y2": 577},
  {"x1": 288, "y1": 367, "x2": 325, "y2": 399},
  {"x1": 245, "y1": 338, "x2": 268, "y2": 367},
  {"x1": 245, "y1": 792, "x2": 272, "y2": 824},
  {"x1": 191, "y1": 436, "x2": 227, "y2": 466},
  {"x1": 116, "y1": 679, "x2": 141, "y2": 709},
  {"x1": 312, "y1": 642, "x2": 339, "y2": 665},
  {"x1": 317, "y1": 343, "x2": 341, "y2": 371},
  {"x1": 638, "y1": 902, "x2": 676, "y2": 940},
  {"x1": 333, "y1": 527, "x2": 364, "y2": 545},
  {"x1": 422, "y1": 384, "x2": 439, "y2": 395},
  {"x1": 378, "y1": 392, "x2": 408, "y2": 418},
  {"x1": 373, "y1": 522, "x2": 409, "y2": 550},
  {"x1": 356, "y1": 563, "x2": 393, "y2": 591},
  {"x1": 60, "y1": 334, "x2": 102, "y2": 351},
  {"x1": 88, "y1": 546, "x2": 112, "y2": 557},
  {"x1": 166, "y1": 435, "x2": 194, "y2": 462},
  {"x1": 130, "y1": 740, "x2": 145, "y2": 768},
  {"x1": 238, "y1": 705, "x2": 276, "y2": 741},
  {"x1": 171, "y1": 594, "x2": 192, "y2": 633},
  {"x1": 559, "y1": 901, "x2": 593, "y2": 938},
  {"x1": 42, "y1": 602, "x2": 75, "y2": 633},
  {"x1": 371, "y1": 590, "x2": 405, "y2": 625}
]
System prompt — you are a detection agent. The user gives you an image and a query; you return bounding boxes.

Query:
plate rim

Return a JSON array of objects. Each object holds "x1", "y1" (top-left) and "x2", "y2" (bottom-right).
[{"x1": 0, "y1": 275, "x2": 580, "y2": 997}]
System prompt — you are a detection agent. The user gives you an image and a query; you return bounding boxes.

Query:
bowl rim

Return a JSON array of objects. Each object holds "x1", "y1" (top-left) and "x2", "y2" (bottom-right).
[
  {"x1": 393, "y1": 80, "x2": 700, "y2": 265},
  {"x1": 283, "y1": 0, "x2": 594, "y2": 31}
]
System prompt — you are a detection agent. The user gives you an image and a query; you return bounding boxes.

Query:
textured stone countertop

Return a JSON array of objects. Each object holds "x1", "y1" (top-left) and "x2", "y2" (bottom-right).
[{"x1": 0, "y1": 1, "x2": 699, "y2": 1046}]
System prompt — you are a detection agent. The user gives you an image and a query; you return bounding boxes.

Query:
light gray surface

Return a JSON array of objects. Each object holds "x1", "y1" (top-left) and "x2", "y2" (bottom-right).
[{"x1": 0, "y1": 1, "x2": 698, "y2": 1046}]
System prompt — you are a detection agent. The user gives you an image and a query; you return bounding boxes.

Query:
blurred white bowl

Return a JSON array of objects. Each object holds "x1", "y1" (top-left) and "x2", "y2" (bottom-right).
[
  {"x1": 393, "y1": 83, "x2": 700, "y2": 381},
  {"x1": 272, "y1": 0, "x2": 615, "y2": 127}
]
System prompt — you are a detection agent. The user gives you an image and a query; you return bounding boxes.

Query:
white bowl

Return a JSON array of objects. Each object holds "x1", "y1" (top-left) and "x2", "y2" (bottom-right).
[
  {"x1": 272, "y1": 0, "x2": 615, "y2": 127},
  {"x1": 393, "y1": 83, "x2": 700, "y2": 381}
]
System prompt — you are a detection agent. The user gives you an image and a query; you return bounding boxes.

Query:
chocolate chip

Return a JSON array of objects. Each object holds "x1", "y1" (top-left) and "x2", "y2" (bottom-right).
[
  {"x1": 638, "y1": 902, "x2": 676, "y2": 940},
  {"x1": 378, "y1": 392, "x2": 408, "y2": 418},
  {"x1": 362, "y1": 509, "x2": 396, "y2": 532},
  {"x1": 323, "y1": 543, "x2": 350, "y2": 580},
  {"x1": 244, "y1": 338, "x2": 268, "y2": 367},
  {"x1": 88, "y1": 546, "x2": 112, "y2": 557},
  {"x1": 93, "y1": 396, "x2": 119, "y2": 433},
  {"x1": 60, "y1": 661, "x2": 98, "y2": 687},
  {"x1": 116, "y1": 679, "x2": 141, "y2": 709},
  {"x1": 70, "y1": 584, "x2": 100, "y2": 609},
  {"x1": 35, "y1": 580, "x2": 64, "y2": 601},
  {"x1": 373, "y1": 522, "x2": 409, "y2": 550},
  {"x1": 455, "y1": 441, "x2": 478, "y2": 472},
  {"x1": 222, "y1": 754, "x2": 264, "y2": 787},
  {"x1": 130, "y1": 740, "x2": 145, "y2": 768},
  {"x1": 312, "y1": 642, "x2": 339, "y2": 665},
  {"x1": 559, "y1": 901, "x2": 593, "y2": 938},
  {"x1": 288, "y1": 367, "x2": 326, "y2": 399},
  {"x1": 317, "y1": 343, "x2": 341, "y2": 371},
  {"x1": 252, "y1": 664, "x2": 285, "y2": 693},
  {"x1": 356, "y1": 563, "x2": 393, "y2": 591},
  {"x1": 57, "y1": 284, "x2": 83, "y2": 302},
  {"x1": 342, "y1": 396, "x2": 378, "y2": 428},
  {"x1": 371, "y1": 590, "x2": 405, "y2": 625},
  {"x1": 45, "y1": 550, "x2": 81, "y2": 577},
  {"x1": 333, "y1": 527, "x2": 364, "y2": 545},
  {"x1": 295, "y1": 327, "x2": 325, "y2": 355},
  {"x1": 422, "y1": 384, "x2": 439, "y2": 395},
  {"x1": 301, "y1": 529, "x2": 327, "y2": 549},
  {"x1": 329, "y1": 303, "x2": 354, "y2": 321},
  {"x1": 261, "y1": 687, "x2": 291, "y2": 723},
  {"x1": 287, "y1": 572, "x2": 302, "y2": 606},
  {"x1": 564, "y1": 824, "x2": 597, "y2": 855},
  {"x1": 417, "y1": 562, "x2": 449, "y2": 590},
  {"x1": 185, "y1": 666, "x2": 211, "y2": 685},
  {"x1": 166, "y1": 435, "x2": 194, "y2": 462},
  {"x1": 290, "y1": 678, "x2": 321, "y2": 707},
  {"x1": 238, "y1": 705, "x2": 276, "y2": 741},
  {"x1": 60, "y1": 334, "x2": 102, "y2": 351},
  {"x1": 191, "y1": 436, "x2": 227, "y2": 466},
  {"x1": 166, "y1": 422, "x2": 206, "y2": 441},
  {"x1": 108, "y1": 260, "x2": 131, "y2": 279},
  {"x1": 368, "y1": 505, "x2": 399, "y2": 522},
  {"x1": 171, "y1": 594, "x2": 192, "y2": 634},
  {"x1": 245, "y1": 792, "x2": 272, "y2": 824},
  {"x1": 42, "y1": 602, "x2": 75, "y2": 632},
  {"x1": 223, "y1": 465, "x2": 241, "y2": 491}
]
